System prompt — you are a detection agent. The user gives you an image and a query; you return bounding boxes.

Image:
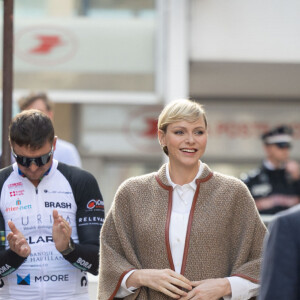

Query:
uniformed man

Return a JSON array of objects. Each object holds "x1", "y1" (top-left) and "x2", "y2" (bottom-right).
[{"x1": 242, "y1": 125, "x2": 300, "y2": 214}]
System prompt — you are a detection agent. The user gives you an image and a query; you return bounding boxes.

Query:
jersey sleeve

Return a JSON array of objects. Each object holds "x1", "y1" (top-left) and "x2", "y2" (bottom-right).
[
  {"x1": 57, "y1": 164, "x2": 105, "y2": 275},
  {"x1": 0, "y1": 166, "x2": 27, "y2": 278},
  {"x1": 0, "y1": 209, "x2": 26, "y2": 278}
]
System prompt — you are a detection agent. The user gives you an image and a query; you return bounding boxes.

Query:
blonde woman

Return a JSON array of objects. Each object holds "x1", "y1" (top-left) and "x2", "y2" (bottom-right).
[{"x1": 98, "y1": 99, "x2": 266, "y2": 300}]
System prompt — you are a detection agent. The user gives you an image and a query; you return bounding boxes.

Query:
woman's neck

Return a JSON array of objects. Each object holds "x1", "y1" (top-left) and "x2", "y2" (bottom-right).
[{"x1": 168, "y1": 162, "x2": 200, "y2": 185}]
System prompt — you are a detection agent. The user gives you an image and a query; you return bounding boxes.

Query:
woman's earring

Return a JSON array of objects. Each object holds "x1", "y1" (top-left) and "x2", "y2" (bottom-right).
[{"x1": 162, "y1": 145, "x2": 168, "y2": 155}]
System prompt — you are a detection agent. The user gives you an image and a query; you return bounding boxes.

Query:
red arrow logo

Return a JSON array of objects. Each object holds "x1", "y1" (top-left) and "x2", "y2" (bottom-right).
[
  {"x1": 142, "y1": 118, "x2": 158, "y2": 138},
  {"x1": 30, "y1": 35, "x2": 62, "y2": 54}
]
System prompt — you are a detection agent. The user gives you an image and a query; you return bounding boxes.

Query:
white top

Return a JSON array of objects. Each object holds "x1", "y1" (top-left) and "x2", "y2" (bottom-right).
[
  {"x1": 116, "y1": 162, "x2": 259, "y2": 299},
  {"x1": 54, "y1": 139, "x2": 82, "y2": 168}
]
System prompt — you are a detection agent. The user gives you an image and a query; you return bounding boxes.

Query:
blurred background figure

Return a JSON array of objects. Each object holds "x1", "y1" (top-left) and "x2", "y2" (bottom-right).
[
  {"x1": 242, "y1": 125, "x2": 300, "y2": 215},
  {"x1": 18, "y1": 92, "x2": 82, "y2": 167}
]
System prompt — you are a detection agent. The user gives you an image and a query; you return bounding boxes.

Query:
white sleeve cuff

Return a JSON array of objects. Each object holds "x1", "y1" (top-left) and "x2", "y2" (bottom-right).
[
  {"x1": 115, "y1": 270, "x2": 137, "y2": 298},
  {"x1": 223, "y1": 276, "x2": 259, "y2": 300}
]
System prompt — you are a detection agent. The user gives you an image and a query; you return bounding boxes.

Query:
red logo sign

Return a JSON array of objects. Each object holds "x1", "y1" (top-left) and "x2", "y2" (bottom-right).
[
  {"x1": 142, "y1": 118, "x2": 158, "y2": 138},
  {"x1": 30, "y1": 35, "x2": 63, "y2": 54},
  {"x1": 16, "y1": 25, "x2": 78, "y2": 66},
  {"x1": 124, "y1": 107, "x2": 162, "y2": 152}
]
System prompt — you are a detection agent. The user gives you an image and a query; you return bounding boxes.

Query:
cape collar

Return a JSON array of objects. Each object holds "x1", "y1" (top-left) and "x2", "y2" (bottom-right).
[{"x1": 156, "y1": 162, "x2": 213, "y2": 189}]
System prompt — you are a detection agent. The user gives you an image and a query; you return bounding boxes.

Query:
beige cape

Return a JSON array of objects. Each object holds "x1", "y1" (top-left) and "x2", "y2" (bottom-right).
[{"x1": 98, "y1": 163, "x2": 266, "y2": 299}]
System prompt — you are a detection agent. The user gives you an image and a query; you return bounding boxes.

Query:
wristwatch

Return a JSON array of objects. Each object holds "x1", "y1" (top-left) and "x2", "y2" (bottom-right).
[{"x1": 60, "y1": 238, "x2": 75, "y2": 255}]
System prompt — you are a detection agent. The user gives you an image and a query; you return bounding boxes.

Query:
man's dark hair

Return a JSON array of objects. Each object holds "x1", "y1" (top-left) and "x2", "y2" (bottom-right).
[
  {"x1": 18, "y1": 92, "x2": 53, "y2": 112},
  {"x1": 9, "y1": 110, "x2": 55, "y2": 149}
]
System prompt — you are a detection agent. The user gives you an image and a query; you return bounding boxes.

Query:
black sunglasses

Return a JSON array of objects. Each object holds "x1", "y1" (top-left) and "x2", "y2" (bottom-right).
[{"x1": 12, "y1": 146, "x2": 54, "y2": 167}]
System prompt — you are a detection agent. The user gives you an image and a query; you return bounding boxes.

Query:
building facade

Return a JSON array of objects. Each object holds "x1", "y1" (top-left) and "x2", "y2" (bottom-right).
[{"x1": 0, "y1": 0, "x2": 300, "y2": 212}]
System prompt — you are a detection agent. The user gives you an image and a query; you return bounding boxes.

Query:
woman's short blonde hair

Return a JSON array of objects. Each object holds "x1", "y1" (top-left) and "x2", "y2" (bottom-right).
[
  {"x1": 158, "y1": 99, "x2": 207, "y2": 132},
  {"x1": 158, "y1": 99, "x2": 207, "y2": 155}
]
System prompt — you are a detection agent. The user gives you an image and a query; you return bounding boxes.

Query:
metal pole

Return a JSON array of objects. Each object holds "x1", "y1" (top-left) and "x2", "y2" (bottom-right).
[{"x1": 1, "y1": 0, "x2": 14, "y2": 168}]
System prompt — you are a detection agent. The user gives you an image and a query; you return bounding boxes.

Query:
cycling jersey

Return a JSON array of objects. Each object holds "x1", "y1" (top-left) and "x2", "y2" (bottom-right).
[{"x1": 0, "y1": 160, "x2": 104, "y2": 300}]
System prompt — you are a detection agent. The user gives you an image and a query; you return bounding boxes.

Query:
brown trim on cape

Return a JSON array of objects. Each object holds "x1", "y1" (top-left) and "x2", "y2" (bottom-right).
[
  {"x1": 155, "y1": 175, "x2": 175, "y2": 271},
  {"x1": 231, "y1": 273, "x2": 259, "y2": 284},
  {"x1": 197, "y1": 172, "x2": 213, "y2": 184},
  {"x1": 108, "y1": 268, "x2": 135, "y2": 300},
  {"x1": 155, "y1": 171, "x2": 214, "y2": 275},
  {"x1": 180, "y1": 181, "x2": 200, "y2": 275}
]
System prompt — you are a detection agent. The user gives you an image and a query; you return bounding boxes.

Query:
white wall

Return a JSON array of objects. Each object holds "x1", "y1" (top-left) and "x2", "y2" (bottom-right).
[{"x1": 190, "y1": 0, "x2": 300, "y2": 63}]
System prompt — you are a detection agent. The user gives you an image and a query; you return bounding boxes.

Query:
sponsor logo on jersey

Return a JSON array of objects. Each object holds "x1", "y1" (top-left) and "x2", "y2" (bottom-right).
[
  {"x1": 26, "y1": 235, "x2": 53, "y2": 244},
  {"x1": 0, "y1": 264, "x2": 15, "y2": 277},
  {"x1": 0, "y1": 264, "x2": 11, "y2": 275},
  {"x1": 44, "y1": 189, "x2": 72, "y2": 194},
  {"x1": 45, "y1": 201, "x2": 72, "y2": 209},
  {"x1": 73, "y1": 258, "x2": 92, "y2": 270},
  {"x1": 19, "y1": 213, "x2": 72, "y2": 228},
  {"x1": 17, "y1": 274, "x2": 30, "y2": 285},
  {"x1": 78, "y1": 216, "x2": 104, "y2": 226},
  {"x1": 5, "y1": 202, "x2": 32, "y2": 212},
  {"x1": 9, "y1": 190, "x2": 25, "y2": 197},
  {"x1": 34, "y1": 274, "x2": 69, "y2": 282},
  {"x1": 8, "y1": 182, "x2": 23, "y2": 189},
  {"x1": 29, "y1": 251, "x2": 65, "y2": 264},
  {"x1": 86, "y1": 199, "x2": 104, "y2": 210}
]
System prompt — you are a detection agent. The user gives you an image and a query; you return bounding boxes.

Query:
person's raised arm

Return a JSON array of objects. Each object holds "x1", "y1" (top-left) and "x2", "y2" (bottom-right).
[
  {"x1": 0, "y1": 215, "x2": 30, "y2": 278},
  {"x1": 52, "y1": 167, "x2": 104, "y2": 275}
]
